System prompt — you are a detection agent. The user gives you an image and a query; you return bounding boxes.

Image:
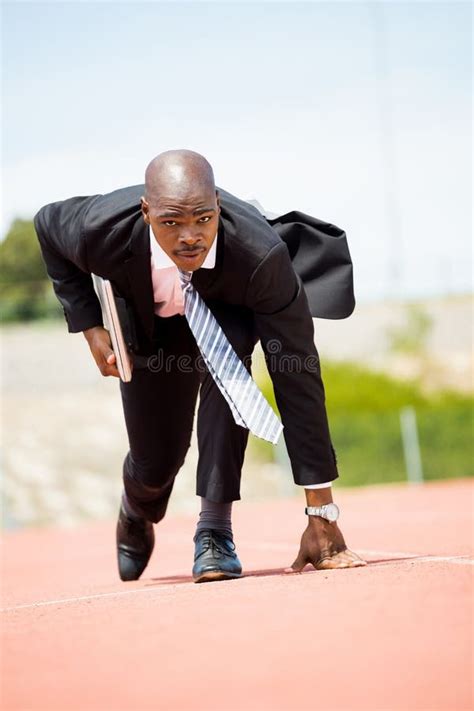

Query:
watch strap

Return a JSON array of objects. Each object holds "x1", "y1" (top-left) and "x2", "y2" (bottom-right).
[
  {"x1": 305, "y1": 504, "x2": 339, "y2": 522},
  {"x1": 305, "y1": 506, "x2": 325, "y2": 517}
]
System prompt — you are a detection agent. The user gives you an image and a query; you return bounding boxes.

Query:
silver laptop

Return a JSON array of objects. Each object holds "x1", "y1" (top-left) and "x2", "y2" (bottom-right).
[{"x1": 92, "y1": 274, "x2": 133, "y2": 382}]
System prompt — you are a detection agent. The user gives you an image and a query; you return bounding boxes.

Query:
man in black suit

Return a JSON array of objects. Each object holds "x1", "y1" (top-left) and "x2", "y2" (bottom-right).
[{"x1": 35, "y1": 149, "x2": 366, "y2": 582}]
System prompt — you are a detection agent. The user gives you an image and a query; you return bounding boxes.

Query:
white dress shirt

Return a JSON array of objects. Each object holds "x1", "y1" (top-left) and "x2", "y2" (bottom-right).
[
  {"x1": 149, "y1": 227, "x2": 217, "y2": 270},
  {"x1": 149, "y1": 228, "x2": 217, "y2": 317}
]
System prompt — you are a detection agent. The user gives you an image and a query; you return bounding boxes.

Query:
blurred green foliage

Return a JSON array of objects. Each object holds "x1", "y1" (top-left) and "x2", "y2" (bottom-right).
[
  {"x1": 0, "y1": 219, "x2": 62, "y2": 322},
  {"x1": 252, "y1": 361, "x2": 473, "y2": 487}
]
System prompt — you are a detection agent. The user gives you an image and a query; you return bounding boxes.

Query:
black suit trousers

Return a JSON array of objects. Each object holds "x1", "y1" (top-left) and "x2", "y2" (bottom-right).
[{"x1": 119, "y1": 303, "x2": 258, "y2": 523}]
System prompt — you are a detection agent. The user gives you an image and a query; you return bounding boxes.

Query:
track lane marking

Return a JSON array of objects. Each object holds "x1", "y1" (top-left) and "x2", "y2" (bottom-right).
[
  {"x1": 1, "y1": 549, "x2": 472, "y2": 613},
  {"x1": 1, "y1": 586, "x2": 180, "y2": 612}
]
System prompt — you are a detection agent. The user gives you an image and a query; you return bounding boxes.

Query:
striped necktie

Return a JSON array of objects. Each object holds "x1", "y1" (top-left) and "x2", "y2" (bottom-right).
[{"x1": 178, "y1": 269, "x2": 283, "y2": 444}]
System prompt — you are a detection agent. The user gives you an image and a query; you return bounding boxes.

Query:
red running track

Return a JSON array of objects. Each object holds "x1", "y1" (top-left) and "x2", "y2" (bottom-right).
[{"x1": 1, "y1": 479, "x2": 473, "y2": 711}]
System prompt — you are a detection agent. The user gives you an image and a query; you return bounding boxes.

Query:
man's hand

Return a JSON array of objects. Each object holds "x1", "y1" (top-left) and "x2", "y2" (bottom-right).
[
  {"x1": 285, "y1": 485, "x2": 366, "y2": 572},
  {"x1": 285, "y1": 516, "x2": 366, "y2": 572},
  {"x1": 83, "y1": 326, "x2": 122, "y2": 378}
]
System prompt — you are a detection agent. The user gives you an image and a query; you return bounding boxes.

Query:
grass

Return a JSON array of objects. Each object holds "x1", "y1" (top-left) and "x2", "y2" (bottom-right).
[{"x1": 251, "y1": 359, "x2": 473, "y2": 487}]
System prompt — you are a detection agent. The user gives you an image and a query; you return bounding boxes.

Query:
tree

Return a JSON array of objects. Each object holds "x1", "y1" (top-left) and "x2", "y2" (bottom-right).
[{"x1": 0, "y1": 219, "x2": 62, "y2": 322}]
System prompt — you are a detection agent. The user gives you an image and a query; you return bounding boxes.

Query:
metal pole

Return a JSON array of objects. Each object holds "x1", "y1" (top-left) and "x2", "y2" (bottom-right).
[{"x1": 400, "y1": 406, "x2": 424, "y2": 484}]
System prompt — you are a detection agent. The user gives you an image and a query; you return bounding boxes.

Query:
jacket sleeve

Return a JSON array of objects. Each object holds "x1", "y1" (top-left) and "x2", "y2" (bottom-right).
[
  {"x1": 245, "y1": 241, "x2": 338, "y2": 485},
  {"x1": 34, "y1": 198, "x2": 103, "y2": 333}
]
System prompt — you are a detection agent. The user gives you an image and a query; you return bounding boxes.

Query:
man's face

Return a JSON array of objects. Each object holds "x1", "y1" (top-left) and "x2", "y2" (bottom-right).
[{"x1": 141, "y1": 187, "x2": 220, "y2": 272}]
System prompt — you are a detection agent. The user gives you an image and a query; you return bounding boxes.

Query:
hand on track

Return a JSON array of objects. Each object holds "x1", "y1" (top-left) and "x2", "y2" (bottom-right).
[{"x1": 285, "y1": 517, "x2": 366, "y2": 572}]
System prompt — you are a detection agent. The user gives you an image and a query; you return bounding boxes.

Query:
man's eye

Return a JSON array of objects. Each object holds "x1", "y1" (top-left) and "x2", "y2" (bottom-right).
[
  {"x1": 163, "y1": 221, "x2": 177, "y2": 226},
  {"x1": 198, "y1": 216, "x2": 211, "y2": 223}
]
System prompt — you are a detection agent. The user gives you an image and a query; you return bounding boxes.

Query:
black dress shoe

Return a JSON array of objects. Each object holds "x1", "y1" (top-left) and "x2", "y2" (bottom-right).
[
  {"x1": 192, "y1": 529, "x2": 242, "y2": 583},
  {"x1": 116, "y1": 504, "x2": 154, "y2": 581}
]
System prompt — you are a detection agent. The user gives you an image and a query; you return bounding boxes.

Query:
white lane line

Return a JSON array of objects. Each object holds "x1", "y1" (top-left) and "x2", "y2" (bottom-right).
[
  {"x1": 358, "y1": 550, "x2": 474, "y2": 566},
  {"x1": 401, "y1": 556, "x2": 474, "y2": 566},
  {"x1": 1, "y1": 584, "x2": 185, "y2": 613},
  {"x1": 239, "y1": 540, "x2": 474, "y2": 565},
  {"x1": 2, "y1": 549, "x2": 472, "y2": 613}
]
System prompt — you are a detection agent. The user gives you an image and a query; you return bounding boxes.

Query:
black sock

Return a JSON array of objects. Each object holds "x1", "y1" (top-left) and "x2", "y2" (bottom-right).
[{"x1": 195, "y1": 498, "x2": 233, "y2": 539}]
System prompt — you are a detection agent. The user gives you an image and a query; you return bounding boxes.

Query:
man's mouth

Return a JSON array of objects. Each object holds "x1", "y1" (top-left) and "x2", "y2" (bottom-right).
[{"x1": 176, "y1": 248, "x2": 206, "y2": 261}]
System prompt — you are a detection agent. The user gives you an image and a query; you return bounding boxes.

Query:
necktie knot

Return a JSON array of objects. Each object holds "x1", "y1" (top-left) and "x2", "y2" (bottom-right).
[{"x1": 178, "y1": 269, "x2": 193, "y2": 291}]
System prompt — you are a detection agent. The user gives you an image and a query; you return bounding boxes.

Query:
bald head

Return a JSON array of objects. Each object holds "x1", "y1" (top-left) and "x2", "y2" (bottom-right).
[
  {"x1": 141, "y1": 149, "x2": 220, "y2": 272},
  {"x1": 144, "y1": 149, "x2": 215, "y2": 204}
]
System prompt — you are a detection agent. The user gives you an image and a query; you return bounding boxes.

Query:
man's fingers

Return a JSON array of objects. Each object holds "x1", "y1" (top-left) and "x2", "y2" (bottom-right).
[
  {"x1": 333, "y1": 548, "x2": 367, "y2": 566},
  {"x1": 315, "y1": 555, "x2": 351, "y2": 570},
  {"x1": 284, "y1": 548, "x2": 367, "y2": 574},
  {"x1": 284, "y1": 550, "x2": 309, "y2": 574},
  {"x1": 315, "y1": 550, "x2": 367, "y2": 570},
  {"x1": 344, "y1": 549, "x2": 367, "y2": 566},
  {"x1": 101, "y1": 350, "x2": 120, "y2": 377},
  {"x1": 86, "y1": 331, "x2": 120, "y2": 377},
  {"x1": 101, "y1": 357, "x2": 120, "y2": 378}
]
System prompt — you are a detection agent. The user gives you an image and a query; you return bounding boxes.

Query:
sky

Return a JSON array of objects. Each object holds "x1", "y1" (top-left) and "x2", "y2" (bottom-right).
[{"x1": 2, "y1": 0, "x2": 472, "y2": 302}]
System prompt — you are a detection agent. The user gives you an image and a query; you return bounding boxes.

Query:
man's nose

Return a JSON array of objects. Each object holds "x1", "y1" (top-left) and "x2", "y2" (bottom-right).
[{"x1": 178, "y1": 229, "x2": 200, "y2": 244}]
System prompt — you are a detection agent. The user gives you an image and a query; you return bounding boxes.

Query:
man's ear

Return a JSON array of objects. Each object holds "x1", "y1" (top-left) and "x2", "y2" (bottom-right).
[
  {"x1": 216, "y1": 190, "x2": 221, "y2": 213},
  {"x1": 140, "y1": 196, "x2": 150, "y2": 224}
]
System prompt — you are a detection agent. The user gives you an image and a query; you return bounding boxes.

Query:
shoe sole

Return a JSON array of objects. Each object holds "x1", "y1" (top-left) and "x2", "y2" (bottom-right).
[{"x1": 193, "y1": 570, "x2": 243, "y2": 584}]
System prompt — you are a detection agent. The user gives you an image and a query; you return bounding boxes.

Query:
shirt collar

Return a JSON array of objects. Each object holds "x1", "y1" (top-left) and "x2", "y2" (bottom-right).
[{"x1": 149, "y1": 226, "x2": 217, "y2": 270}]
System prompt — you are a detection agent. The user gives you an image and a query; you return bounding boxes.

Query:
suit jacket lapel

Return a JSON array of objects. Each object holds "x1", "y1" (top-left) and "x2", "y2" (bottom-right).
[
  {"x1": 191, "y1": 220, "x2": 225, "y2": 295},
  {"x1": 125, "y1": 218, "x2": 155, "y2": 341}
]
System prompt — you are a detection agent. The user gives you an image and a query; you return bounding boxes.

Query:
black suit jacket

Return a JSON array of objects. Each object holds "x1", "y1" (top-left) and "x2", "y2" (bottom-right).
[{"x1": 34, "y1": 185, "x2": 354, "y2": 484}]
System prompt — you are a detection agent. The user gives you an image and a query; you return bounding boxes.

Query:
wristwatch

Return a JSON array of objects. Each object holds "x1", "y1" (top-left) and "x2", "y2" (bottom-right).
[{"x1": 305, "y1": 503, "x2": 340, "y2": 523}]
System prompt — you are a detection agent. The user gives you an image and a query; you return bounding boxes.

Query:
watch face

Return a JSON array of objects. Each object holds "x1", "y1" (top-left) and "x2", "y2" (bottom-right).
[{"x1": 324, "y1": 503, "x2": 339, "y2": 522}]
